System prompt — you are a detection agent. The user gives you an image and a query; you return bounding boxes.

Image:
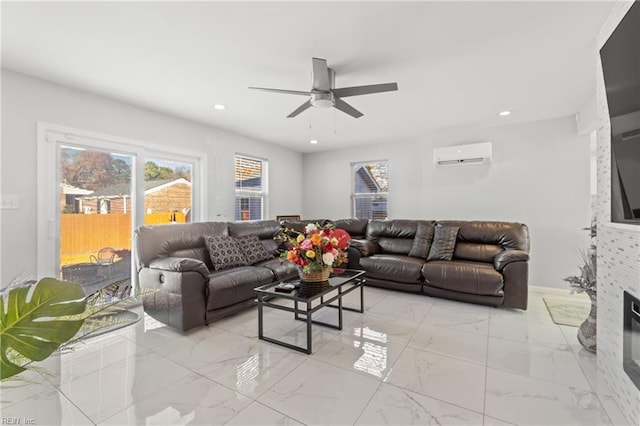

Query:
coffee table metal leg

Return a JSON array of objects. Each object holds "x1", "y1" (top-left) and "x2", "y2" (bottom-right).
[
  {"x1": 258, "y1": 298, "x2": 264, "y2": 339},
  {"x1": 306, "y1": 301, "x2": 312, "y2": 354},
  {"x1": 338, "y1": 291, "x2": 343, "y2": 329}
]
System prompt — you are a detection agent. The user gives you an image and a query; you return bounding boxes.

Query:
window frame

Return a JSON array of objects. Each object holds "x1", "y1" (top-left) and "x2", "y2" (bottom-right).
[
  {"x1": 351, "y1": 160, "x2": 389, "y2": 220},
  {"x1": 234, "y1": 154, "x2": 268, "y2": 221}
]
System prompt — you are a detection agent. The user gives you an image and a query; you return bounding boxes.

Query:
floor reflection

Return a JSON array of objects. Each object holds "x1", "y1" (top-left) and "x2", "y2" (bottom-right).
[
  {"x1": 353, "y1": 327, "x2": 389, "y2": 378},
  {"x1": 236, "y1": 353, "x2": 260, "y2": 394}
]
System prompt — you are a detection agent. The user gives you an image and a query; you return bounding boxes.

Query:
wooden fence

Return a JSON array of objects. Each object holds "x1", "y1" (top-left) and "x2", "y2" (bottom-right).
[{"x1": 60, "y1": 212, "x2": 185, "y2": 265}]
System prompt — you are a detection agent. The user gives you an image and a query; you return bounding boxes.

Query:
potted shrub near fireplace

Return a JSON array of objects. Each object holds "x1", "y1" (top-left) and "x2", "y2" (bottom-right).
[{"x1": 564, "y1": 222, "x2": 597, "y2": 352}]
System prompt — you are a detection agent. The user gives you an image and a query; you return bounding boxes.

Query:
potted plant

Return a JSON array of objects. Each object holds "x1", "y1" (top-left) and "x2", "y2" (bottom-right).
[{"x1": 564, "y1": 221, "x2": 597, "y2": 352}]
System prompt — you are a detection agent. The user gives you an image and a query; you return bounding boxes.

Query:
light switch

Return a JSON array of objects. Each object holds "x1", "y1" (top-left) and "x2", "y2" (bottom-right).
[{"x1": 0, "y1": 194, "x2": 19, "y2": 209}]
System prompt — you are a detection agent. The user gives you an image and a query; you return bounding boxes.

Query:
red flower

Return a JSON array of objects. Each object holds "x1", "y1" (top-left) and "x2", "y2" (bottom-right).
[{"x1": 332, "y1": 229, "x2": 351, "y2": 250}]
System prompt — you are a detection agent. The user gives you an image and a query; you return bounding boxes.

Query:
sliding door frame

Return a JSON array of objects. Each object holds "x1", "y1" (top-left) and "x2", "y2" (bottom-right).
[{"x1": 36, "y1": 122, "x2": 207, "y2": 285}]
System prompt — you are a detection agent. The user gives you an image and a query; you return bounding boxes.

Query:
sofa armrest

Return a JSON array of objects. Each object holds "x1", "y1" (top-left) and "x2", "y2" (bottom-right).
[
  {"x1": 149, "y1": 257, "x2": 209, "y2": 279},
  {"x1": 494, "y1": 249, "x2": 529, "y2": 271},
  {"x1": 349, "y1": 238, "x2": 380, "y2": 257},
  {"x1": 139, "y1": 259, "x2": 209, "y2": 332}
]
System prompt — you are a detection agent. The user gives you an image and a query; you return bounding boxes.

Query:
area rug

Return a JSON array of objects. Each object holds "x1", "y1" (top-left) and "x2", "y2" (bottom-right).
[{"x1": 543, "y1": 296, "x2": 590, "y2": 327}]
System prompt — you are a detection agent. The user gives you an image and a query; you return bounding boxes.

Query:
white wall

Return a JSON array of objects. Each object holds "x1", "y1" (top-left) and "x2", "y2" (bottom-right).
[
  {"x1": 0, "y1": 69, "x2": 303, "y2": 284},
  {"x1": 303, "y1": 117, "x2": 592, "y2": 289}
]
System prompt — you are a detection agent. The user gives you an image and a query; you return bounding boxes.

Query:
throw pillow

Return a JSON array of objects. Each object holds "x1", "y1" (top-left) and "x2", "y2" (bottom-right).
[
  {"x1": 204, "y1": 235, "x2": 248, "y2": 271},
  {"x1": 236, "y1": 234, "x2": 273, "y2": 265},
  {"x1": 409, "y1": 222, "x2": 435, "y2": 259},
  {"x1": 427, "y1": 226, "x2": 459, "y2": 261}
]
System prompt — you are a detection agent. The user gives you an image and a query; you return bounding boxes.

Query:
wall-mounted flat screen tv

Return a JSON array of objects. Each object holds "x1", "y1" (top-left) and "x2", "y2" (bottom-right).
[{"x1": 600, "y1": 1, "x2": 640, "y2": 224}]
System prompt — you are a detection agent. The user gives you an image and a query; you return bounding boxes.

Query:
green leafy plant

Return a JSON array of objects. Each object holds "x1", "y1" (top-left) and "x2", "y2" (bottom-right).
[
  {"x1": 564, "y1": 249, "x2": 597, "y2": 294},
  {"x1": 0, "y1": 277, "x2": 150, "y2": 381},
  {"x1": 564, "y1": 221, "x2": 597, "y2": 294},
  {"x1": 0, "y1": 278, "x2": 86, "y2": 380}
]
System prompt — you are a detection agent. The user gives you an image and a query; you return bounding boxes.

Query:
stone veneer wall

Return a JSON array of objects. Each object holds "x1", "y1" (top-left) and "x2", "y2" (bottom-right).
[{"x1": 595, "y1": 2, "x2": 640, "y2": 424}]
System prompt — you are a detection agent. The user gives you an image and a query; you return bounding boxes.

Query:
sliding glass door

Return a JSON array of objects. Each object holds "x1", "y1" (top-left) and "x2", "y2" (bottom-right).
[
  {"x1": 58, "y1": 145, "x2": 134, "y2": 293},
  {"x1": 38, "y1": 124, "x2": 205, "y2": 293},
  {"x1": 144, "y1": 158, "x2": 193, "y2": 225}
]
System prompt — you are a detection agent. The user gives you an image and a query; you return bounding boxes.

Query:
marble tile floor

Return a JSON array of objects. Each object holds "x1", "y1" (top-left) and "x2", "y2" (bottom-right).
[{"x1": 0, "y1": 286, "x2": 632, "y2": 426}]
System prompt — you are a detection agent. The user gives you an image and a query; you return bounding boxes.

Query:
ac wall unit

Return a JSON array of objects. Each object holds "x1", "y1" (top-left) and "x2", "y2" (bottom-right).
[{"x1": 433, "y1": 142, "x2": 492, "y2": 167}]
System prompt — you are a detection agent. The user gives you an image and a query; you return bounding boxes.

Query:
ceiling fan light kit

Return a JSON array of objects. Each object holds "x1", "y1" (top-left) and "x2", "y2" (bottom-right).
[
  {"x1": 249, "y1": 57, "x2": 398, "y2": 119},
  {"x1": 311, "y1": 92, "x2": 334, "y2": 108}
]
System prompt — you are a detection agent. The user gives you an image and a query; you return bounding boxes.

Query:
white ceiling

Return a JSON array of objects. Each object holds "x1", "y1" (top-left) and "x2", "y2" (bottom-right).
[{"x1": 1, "y1": 1, "x2": 615, "y2": 153}]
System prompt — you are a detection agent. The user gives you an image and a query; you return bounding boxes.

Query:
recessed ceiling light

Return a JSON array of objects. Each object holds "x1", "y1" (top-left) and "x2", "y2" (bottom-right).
[
  {"x1": 498, "y1": 110, "x2": 512, "y2": 116},
  {"x1": 214, "y1": 104, "x2": 226, "y2": 110},
  {"x1": 310, "y1": 139, "x2": 318, "y2": 144}
]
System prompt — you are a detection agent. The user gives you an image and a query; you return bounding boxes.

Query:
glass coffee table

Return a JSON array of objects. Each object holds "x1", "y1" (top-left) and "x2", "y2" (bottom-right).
[{"x1": 254, "y1": 269, "x2": 365, "y2": 354}]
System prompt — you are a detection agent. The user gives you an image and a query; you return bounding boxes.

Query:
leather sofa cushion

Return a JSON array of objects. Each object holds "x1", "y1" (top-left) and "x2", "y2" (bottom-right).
[
  {"x1": 134, "y1": 222, "x2": 229, "y2": 271},
  {"x1": 367, "y1": 220, "x2": 435, "y2": 255},
  {"x1": 422, "y1": 260, "x2": 504, "y2": 297},
  {"x1": 334, "y1": 218, "x2": 369, "y2": 238},
  {"x1": 438, "y1": 220, "x2": 530, "y2": 252},
  {"x1": 454, "y1": 242, "x2": 504, "y2": 263},
  {"x1": 229, "y1": 220, "x2": 282, "y2": 254},
  {"x1": 207, "y1": 266, "x2": 273, "y2": 310},
  {"x1": 256, "y1": 258, "x2": 298, "y2": 281},
  {"x1": 359, "y1": 254, "x2": 424, "y2": 284},
  {"x1": 378, "y1": 238, "x2": 414, "y2": 255},
  {"x1": 350, "y1": 238, "x2": 379, "y2": 256},
  {"x1": 235, "y1": 234, "x2": 273, "y2": 264}
]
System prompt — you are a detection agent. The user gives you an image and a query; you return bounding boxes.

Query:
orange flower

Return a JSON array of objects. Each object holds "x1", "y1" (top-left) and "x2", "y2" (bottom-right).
[{"x1": 310, "y1": 233, "x2": 323, "y2": 245}]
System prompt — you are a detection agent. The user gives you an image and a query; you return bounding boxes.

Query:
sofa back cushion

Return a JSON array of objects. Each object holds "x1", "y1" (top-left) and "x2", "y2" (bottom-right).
[
  {"x1": 228, "y1": 220, "x2": 283, "y2": 254},
  {"x1": 235, "y1": 234, "x2": 274, "y2": 265},
  {"x1": 134, "y1": 222, "x2": 229, "y2": 271},
  {"x1": 366, "y1": 220, "x2": 436, "y2": 255},
  {"x1": 279, "y1": 219, "x2": 330, "y2": 234},
  {"x1": 437, "y1": 220, "x2": 530, "y2": 263},
  {"x1": 333, "y1": 218, "x2": 369, "y2": 239}
]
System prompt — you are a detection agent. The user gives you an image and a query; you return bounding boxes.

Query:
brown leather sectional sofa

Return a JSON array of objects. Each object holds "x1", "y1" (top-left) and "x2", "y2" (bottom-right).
[
  {"x1": 284, "y1": 218, "x2": 530, "y2": 310},
  {"x1": 135, "y1": 217, "x2": 529, "y2": 332},
  {"x1": 134, "y1": 220, "x2": 297, "y2": 331}
]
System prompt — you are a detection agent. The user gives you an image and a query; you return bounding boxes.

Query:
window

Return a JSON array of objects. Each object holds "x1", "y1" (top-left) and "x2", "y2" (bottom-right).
[
  {"x1": 352, "y1": 160, "x2": 389, "y2": 219},
  {"x1": 235, "y1": 154, "x2": 267, "y2": 221},
  {"x1": 144, "y1": 158, "x2": 193, "y2": 224}
]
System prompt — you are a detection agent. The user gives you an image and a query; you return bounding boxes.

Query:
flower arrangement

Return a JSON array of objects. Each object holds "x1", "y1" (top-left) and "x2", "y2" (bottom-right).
[{"x1": 280, "y1": 222, "x2": 351, "y2": 274}]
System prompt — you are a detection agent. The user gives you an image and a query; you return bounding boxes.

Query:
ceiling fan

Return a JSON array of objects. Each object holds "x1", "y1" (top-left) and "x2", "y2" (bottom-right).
[{"x1": 249, "y1": 57, "x2": 398, "y2": 119}]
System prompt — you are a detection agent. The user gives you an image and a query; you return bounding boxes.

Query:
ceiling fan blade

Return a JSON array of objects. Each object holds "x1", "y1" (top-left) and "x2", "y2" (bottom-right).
[
  {"x1": 332, "y1": 83, "x2": 398, "y2": 98},
  {"x1": 287, "y1": 100, "x2": 312, "y2": 118},
  {"x1": 249, "y1": 87, "x2": 311, "y2": 96},
  {"x1": 334, "y1": 98, "x2": 363, "y2": 119},
  {"x1": 312, "y1": 57, "x2": 331, "y2": 91}
]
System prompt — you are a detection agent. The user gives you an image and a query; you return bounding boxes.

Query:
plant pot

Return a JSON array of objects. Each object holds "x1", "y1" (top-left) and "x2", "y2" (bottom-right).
[
  {"x1": 297, "y1": 266, "x2": 331, "y2": 297},
  {"x1": 577, "y1": 290, "x2": 597, "y2": 353},
  {"x1": 298, "y1": 266, "x2": 331, "y2": 283}
]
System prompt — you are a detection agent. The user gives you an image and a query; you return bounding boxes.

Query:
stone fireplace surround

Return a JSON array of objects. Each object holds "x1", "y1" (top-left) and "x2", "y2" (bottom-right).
[{"x1": 595, "y1": 1, "x2": 640, "y2": 424}]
